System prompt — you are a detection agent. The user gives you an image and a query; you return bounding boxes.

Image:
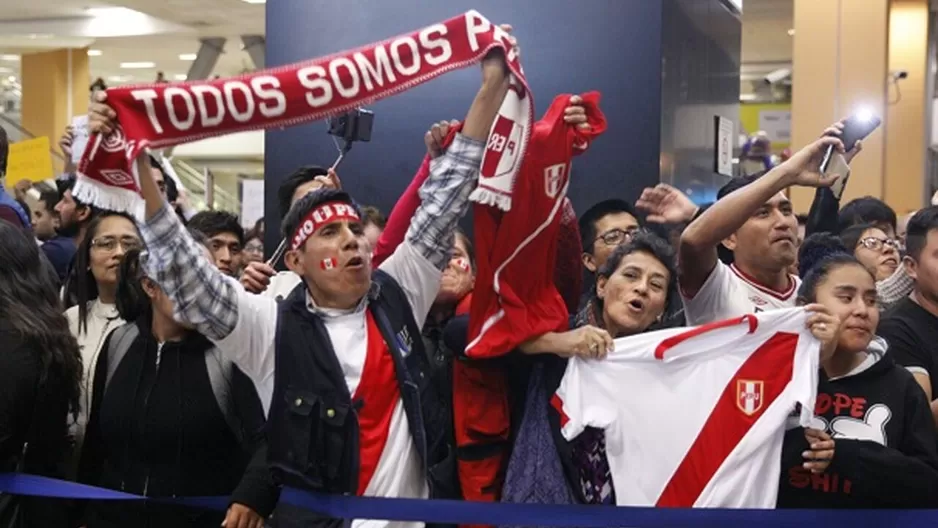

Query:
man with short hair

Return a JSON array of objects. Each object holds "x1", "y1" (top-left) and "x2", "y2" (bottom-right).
[
  {"x1": 578, "y1": 199, "x2": 641, "y2": 275},
  {"x1": 186, "y1": 210, "x2": 245, "y2": 277},
  {"x1": 34, "y1": 188, "x2": 77, "y2": 282},
  {"x1": 877, "y1": 206, "x2": 938, "y2": 425},
  {"x1": 54, "y1": 177, "x2": 98, "y2": 245},
  {"x1": 678, "y1": 135, "x2": 847, "y2": 325}
]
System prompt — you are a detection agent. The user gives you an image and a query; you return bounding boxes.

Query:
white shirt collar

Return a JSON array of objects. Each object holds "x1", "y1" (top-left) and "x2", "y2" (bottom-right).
[{"x1": 303, "y1": 281, "x2": 379, "y2": 318}]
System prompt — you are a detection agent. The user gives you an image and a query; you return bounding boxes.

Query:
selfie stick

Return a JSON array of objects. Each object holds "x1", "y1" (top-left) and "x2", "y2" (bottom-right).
[{"x1": 266, "y1": 146, "x2": 352, "y2": 267}]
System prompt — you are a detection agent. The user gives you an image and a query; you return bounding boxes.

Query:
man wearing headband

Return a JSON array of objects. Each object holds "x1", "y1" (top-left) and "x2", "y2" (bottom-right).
[{"x1": 89, "y1": 30, "x2": 516, "y2": 528}]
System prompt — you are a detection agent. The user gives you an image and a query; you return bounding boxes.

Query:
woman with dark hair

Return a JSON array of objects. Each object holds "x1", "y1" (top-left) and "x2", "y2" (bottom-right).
[
  {"x1": 77, "y1": 246, "x2": 278, "y2": 528},
  {"x1": 509, "y1": 232, "x2": 678, "y2": 506},
  {"x1": 777, "y1": 241, "x2": 938, "y2": 508},
  {"x1": 838, "y1": 222, "x2": 901, "y2": 282},
  {"x1": 0, "y1": 220, "x2": 82, "y2": 527},
  {"x1": 64, "y1": 212, "x2": 141, "y2": 472}
]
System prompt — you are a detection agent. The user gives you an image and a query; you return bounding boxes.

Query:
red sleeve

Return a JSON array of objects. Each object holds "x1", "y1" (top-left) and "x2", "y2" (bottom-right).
[
  {"x1": 554, "y1": 198, "x2": 583, "y2": 314},
  {"x1": 371, "y1": 126, "x2": 463, "y2": 267}
]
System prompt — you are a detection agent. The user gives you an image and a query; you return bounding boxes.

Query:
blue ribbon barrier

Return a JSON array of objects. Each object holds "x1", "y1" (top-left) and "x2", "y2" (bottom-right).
[{"x1": 3, "y1": 473, "x2": 938, "y2": 527}]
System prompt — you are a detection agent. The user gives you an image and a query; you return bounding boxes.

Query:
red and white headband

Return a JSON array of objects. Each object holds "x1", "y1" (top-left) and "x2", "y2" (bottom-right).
[{"x1": 291, "y1": 201, "x2": 360, "y2": 251}]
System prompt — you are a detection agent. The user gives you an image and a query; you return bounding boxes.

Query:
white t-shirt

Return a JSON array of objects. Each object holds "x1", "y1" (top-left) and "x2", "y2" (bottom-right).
[
  {"x1": 682, "y1": 261, "x2": 801, "y2": 326},
  {"x1": 217, "y1": 242, "x2": 438, "y2": 528},
  {"x1": 65, "y1": 300, "x2": 124, "y2": 474},
  {"x1": 553, "y1": 308, "x2": 819, "y2": 508}
]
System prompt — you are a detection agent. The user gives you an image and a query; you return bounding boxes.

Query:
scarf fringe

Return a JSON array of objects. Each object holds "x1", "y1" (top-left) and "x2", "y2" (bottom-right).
[
  {"x1": 469, "y1": 187, "x2": 512, "y2": 212},
  {"x1": 73, "y1": 176, "x2": 145, "y2": 220}
]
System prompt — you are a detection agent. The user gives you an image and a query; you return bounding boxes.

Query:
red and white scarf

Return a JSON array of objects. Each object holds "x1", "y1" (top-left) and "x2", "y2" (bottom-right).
[{"x1": 76, "y1": 11, "x2": 532, "y2": 213}]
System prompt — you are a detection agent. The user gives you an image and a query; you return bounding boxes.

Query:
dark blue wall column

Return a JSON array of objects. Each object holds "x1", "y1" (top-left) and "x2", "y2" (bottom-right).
[{"x1": 263, "y1": 0, "x2": 740, "y2": 254}]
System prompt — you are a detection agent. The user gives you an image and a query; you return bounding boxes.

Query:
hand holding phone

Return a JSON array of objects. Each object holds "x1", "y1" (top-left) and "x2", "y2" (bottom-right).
[
  {"x1": 820, "y1": 111, "x2": 881, "y2": 199},
  {"x1": 820, "y1": 112, "x2": 881, "y2": 173}
]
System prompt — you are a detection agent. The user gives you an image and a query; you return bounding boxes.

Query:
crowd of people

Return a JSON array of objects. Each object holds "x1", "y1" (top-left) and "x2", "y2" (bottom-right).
[{"x1": 3, "y1": 34, "x2": 938, "y2": 528}]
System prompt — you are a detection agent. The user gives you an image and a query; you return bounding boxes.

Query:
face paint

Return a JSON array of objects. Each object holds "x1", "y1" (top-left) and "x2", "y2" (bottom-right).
[
  {"x1": 320, "y1": 257, "x2": 338, "y2": 270},
  {"x1": 454, "y1": 257, "x2": 470, "y2": 273}
]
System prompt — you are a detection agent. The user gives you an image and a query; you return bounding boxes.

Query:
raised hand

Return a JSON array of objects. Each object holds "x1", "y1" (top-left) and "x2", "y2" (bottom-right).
[
  {"x1": 635, "y1": 183, "x2": 699, "y2": 224},
  {"x1": 88, "y1": 90, "x2": 117, "y2": 136},
  {"x1": 781, "y1": 136, "x2": 846, "y2": 189},
  {"x1": 822, "y1": 120, "x2": 863, "y2": 164},
  {"x1": 425, "y1": 120, "x2": 460, "y2": 159}
]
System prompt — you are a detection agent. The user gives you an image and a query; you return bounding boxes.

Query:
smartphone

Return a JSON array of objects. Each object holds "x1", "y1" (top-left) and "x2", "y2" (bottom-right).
[
  {"x1": 819, "y1": 112, "x2": 881, "y2": 174},
  {"x1": 328, "y1": 108, "x2": 374, "y2": 143}
]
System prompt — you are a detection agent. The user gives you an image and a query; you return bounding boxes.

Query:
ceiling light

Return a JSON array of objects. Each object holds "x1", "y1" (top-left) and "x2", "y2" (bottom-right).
[
  {"x1": 7, "y1": 76, "x2": 16, "y2": 83},
  {"x1": 178, "y1": 53, "x2": 197, "y2": 61},
  {"x1": 787, "y1": 28, "x2": 795, "y2": 36},
  {"x1": 174, "y1": 74, "x2": 188, "y2": 81},
  {"x1": 0, "y1": 67, "x2": 10, "y2": 74},
  {"x1": 27, "y1": 34, "x2": 54, "y2": 39},
  {"x1": 108, "y1": 75, "x2": 132, "y2": 83},
  {"x1": 87, "y1": 49, "x2": 103, "y2": 56},
  {"x1": 0, "y1": 55, "x2": 17, "y2": 62},
  {"x1": 120, "y1": 61, "x2": 155, "y2": 69},
  {"x1": 242, "y1": 0, "x2": 267, "y2": 4}
]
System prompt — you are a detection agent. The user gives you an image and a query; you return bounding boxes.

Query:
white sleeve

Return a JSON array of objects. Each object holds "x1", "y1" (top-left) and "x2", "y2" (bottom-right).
[
  {"x1": 681, "y1": 260, "x2": 736, "y2": 325},
  {"x1": 214, "y1": 281, "x2": 278, "y2": 416},
  {"x1": 377, "y1": 241, "x2": 443, "y2": 329},
  {"x1": 554, "y1": 358, "x2": 617, "y2": 441}
]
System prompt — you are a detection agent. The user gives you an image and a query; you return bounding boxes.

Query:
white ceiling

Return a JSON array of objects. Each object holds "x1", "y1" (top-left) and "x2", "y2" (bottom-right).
[
  {"x1": 0, "y1": 0, "x2": 794, "y2": 99},
  {"x1": 741, "y1": 0, "x2": 794, "y2": 65},
  {"x1": 0, "y1": 0, "x2": 264, "y2": 86}
]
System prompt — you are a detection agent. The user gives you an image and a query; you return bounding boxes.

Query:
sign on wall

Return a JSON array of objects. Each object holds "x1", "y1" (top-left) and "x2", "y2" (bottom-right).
[
  {"x1": 758, "y1": 110, "x2": 792, "y2": 144},
  {"x1": 6, "y1": 136, "x2": 54, "y2": 186}
]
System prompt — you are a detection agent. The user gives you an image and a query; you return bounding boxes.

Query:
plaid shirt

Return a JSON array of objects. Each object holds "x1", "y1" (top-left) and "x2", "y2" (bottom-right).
[{"x1": 138, "y1": 133, "x2": 485, "y2": 343}]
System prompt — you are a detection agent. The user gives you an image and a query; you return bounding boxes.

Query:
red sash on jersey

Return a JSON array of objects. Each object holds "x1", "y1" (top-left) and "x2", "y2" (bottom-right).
[{"x1": 353, "y1": 311, "x2": 400, "y2": 495}]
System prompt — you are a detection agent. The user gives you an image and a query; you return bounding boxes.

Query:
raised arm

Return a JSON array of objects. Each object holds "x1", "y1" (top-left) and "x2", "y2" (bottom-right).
[
  {"x1": 87, "y1": 92, "x2": 277, "y2": 402},
  {"x1": 378, "y1": 38, "x2": 511, "y2": 328},
  {"x1": 679, "y1": 136, "x2": 845, "y2": 297}
]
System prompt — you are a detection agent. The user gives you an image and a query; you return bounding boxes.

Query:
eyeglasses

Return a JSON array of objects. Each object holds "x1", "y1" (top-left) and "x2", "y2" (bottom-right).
[
  {"x1": 595, "y1": 227, "x2": 640, "y2": 247},
  {"x1": 857, "y1": 236, "x2": 900, "y2": 252},
  {"x1": 244, "y1": 242, "x2": 264, "y2": 254},
  {"x1": 91, "y1": 236, "x2": 143, "y2": 253}
]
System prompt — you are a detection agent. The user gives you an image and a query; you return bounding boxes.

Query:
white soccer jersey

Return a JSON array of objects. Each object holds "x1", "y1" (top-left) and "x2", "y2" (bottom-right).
[
  {"x1": 552, "y1": 308, "x2": 819, "y2": 508},
  {"x1": 682, "y1": 262, "x2": 801, "y2": 326}
]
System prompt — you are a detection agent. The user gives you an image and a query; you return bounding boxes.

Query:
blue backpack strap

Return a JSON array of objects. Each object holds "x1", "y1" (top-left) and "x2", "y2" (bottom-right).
[
  {"x1": 204, "y1": 346, "x2": 243, "y2": 443},
  {"x1": 104, "y1": 323, "x2": 140, "y2": 394}
]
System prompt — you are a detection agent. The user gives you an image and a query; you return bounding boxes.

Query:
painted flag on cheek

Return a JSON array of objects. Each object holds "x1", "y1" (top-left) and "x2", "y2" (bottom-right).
[
  {"x1": 454, "y1": 257, "x2": 471, "y2": 273},
  {"x1": 321, "y1": 258, "x2": 338, "y2": 270}
]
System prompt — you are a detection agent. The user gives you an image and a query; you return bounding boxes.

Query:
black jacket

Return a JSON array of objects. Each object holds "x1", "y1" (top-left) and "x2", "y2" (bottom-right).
[
  {"x1": 267, "y1": 271, "x2": 457, "y2": 528},
  {"x1": 0, "y1": 324, "x2": 72, "y2": 528},
  {"x1": 77, "y1": 317, "x2": 278, "y2": 528},
  {"x1": 777, "y1": 339, "x2": 938, "y2": 508}
]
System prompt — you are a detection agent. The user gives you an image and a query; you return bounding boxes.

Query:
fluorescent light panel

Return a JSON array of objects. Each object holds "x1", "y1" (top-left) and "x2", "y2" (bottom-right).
[
  {"x1": 87, "y1": 49, "x2": 103, "y2": 56},
  {"x1": 174, "y1": 74, "x2": 187, "y2": 81},
  {"x1": 120, "y1": 61, "x2": 155, "y2": 69},
  {"x1": 242, "y1": 0, "x2": 266, "y2": 4},
  {"x1": 178, "y1": 53, "x2": 197, "y2": 61},
  {"x1": 0, "y1": 55, "x2": 18, "y2": 61}
]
